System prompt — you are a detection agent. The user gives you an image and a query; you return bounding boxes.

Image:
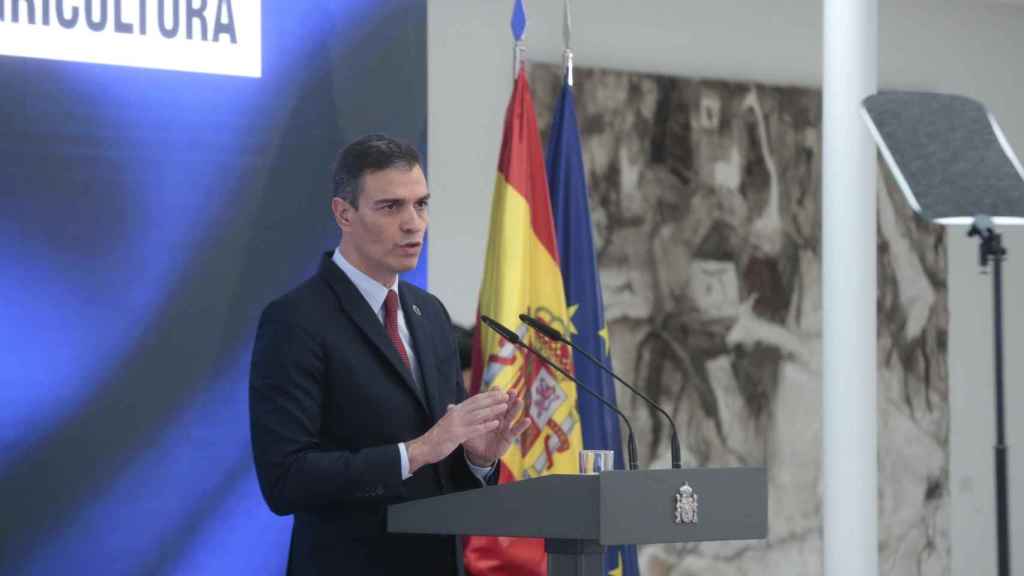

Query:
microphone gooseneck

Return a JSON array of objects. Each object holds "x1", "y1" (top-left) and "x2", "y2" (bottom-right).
[
  {"x1": 479, "y1": 315, "x2": 639, "y2": 471},
  {"x1": 519, "y1": 313, "x2": 683, "y2": 469}
]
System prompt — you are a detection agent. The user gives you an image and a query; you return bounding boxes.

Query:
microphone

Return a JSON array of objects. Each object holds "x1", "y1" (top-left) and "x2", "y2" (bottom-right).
[
  {"x1": 519, "y1": 313, "x2": 683, "y2": 469},
  {"x1": 479, "y1": 315, "x2": 639, "y2": 471}
]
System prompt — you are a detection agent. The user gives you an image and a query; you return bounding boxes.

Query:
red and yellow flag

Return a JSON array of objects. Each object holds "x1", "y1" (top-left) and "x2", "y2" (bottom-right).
[{"x1": 464, "y1": 68, "x2": 584, "y2": 576}]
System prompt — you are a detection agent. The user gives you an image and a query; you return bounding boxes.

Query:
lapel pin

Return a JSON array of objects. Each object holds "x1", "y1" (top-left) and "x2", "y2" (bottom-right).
[{"x1": 412, "y1": 304, "x2": 422, "y2": 317}]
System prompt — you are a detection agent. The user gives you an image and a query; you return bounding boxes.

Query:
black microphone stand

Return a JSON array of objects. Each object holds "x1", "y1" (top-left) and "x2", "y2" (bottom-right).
[
  {"x1": 519, "y1": 313, "x2": 683, "y2": 469},
  {"x1": 968, "y1": 218, "x2": 1011, "y2": 576},
  {"x1": 480, "y1": 316, "x2": 639, "y2": 471}
]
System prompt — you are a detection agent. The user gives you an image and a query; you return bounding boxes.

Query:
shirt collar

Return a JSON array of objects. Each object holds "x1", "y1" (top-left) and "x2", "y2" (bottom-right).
[{"x1": 331, "y1": 247, "x2": 399, "y2": 315}]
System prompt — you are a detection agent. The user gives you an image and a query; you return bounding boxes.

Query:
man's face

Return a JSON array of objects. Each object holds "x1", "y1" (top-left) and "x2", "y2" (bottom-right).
[{"x1": 333, "y1": 165, "x2": 429, "y2": 286}]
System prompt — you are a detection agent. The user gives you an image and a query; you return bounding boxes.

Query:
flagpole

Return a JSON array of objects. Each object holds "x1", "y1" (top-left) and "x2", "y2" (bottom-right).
[
  {"x1": 562, "y1": 0, "x2": 573, "y2": 86},
  {"x1": 514, "y1": 41, "x2": 525, "y2": 78}
]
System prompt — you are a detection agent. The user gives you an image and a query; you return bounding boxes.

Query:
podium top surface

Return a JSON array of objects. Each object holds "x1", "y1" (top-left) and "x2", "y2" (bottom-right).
[{"x1": 388, "y1": 467, "x2": 766, "y2": 545}]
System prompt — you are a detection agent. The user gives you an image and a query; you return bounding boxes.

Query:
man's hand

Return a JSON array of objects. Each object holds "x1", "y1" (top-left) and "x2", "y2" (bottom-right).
[
  {"x1": 406, "y1": 390, "x2": 510, "y2": 474},
  {"x1": 462, "y1": 390, "x2": 530, "y2": 468}
]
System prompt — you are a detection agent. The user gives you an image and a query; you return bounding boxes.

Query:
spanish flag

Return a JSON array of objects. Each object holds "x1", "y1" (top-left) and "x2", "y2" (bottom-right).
[{"x1": 464, "y1": 68, "x2": 584, "y2": 576}]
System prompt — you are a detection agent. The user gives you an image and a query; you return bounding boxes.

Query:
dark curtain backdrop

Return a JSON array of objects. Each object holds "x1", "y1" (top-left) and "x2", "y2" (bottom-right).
[{"x1": 0, "y1": 2, "x2": 427, "y2": 573}]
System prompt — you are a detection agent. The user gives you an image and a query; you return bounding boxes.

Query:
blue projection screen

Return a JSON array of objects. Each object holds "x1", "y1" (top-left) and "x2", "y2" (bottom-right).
[{"x1": 0, "y1": 2, "x2": 427, "y2": 573}]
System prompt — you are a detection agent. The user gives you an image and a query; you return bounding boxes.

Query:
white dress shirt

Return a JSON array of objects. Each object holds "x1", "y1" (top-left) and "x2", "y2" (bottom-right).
[{"x1": 331, "y1": 248, "x2": 493, "y2": 482}]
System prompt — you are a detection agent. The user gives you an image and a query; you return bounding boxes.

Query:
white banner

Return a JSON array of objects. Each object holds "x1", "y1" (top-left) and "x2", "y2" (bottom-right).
[{"x1": 0, "y1": 0, "x2": 261, "y2": 77}]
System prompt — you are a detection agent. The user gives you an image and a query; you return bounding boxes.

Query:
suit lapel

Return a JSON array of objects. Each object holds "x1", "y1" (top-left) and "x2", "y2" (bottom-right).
[
  {"x1": 399, "y1": 283, "x2": 442, "y2": 421},
  {"x1": 317, "y1": 254, "x2": 428, "y2": 413}
]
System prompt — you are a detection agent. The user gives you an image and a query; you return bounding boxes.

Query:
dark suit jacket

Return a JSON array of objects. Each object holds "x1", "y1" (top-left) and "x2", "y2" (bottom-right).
[{"x1": 250, "y1": 253, "x2": 482, "y2": 575}]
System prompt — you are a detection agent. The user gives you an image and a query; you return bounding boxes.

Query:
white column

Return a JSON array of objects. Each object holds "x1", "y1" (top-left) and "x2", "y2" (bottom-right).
[{"x1": 822, "y1": 0, "x2": 878, "y2": 575}]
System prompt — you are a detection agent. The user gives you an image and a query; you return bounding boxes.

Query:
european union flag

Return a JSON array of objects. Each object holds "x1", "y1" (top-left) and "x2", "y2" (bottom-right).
[{"x1": 545, "y1": 78, "x2": 641, "y2": 576}]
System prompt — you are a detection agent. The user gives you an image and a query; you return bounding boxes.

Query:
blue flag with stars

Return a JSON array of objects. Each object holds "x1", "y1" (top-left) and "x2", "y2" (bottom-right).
[{"x1": 545, "y1": 78, "x2": 640, "y2": 576}]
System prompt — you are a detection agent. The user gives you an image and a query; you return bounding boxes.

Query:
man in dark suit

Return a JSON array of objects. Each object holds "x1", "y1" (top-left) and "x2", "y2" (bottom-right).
[{"x1": 249, "y1": 134, "x2": 529, "y2": 575}]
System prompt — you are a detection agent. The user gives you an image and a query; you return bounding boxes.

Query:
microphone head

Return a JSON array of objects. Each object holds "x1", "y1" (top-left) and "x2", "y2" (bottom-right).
[
  {"x1": 480, "y1": 315, "x2": 521, "y2": 344},
  {"x1": 518, "y1": 313, "x2": 565, "y2": 342}
]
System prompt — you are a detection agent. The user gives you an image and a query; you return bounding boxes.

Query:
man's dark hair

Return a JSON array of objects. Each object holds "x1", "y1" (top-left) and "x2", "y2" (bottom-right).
[{"x1": 332, "y1": 134, "x2": 421, "y2": 208}]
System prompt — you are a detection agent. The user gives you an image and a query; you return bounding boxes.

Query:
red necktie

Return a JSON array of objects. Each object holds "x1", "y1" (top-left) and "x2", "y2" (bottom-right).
[{"x1": 384, "y1": 290, "x2": 411, "y2": 370}]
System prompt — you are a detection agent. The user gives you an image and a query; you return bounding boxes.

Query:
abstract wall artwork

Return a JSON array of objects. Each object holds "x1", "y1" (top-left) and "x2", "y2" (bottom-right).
[{"x1": 530, "y1": 63, "x2": 949, "y2": 576}]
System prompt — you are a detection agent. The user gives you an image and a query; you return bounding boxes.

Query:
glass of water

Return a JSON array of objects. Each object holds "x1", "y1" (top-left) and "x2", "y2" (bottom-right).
[{"x1": 578, "y1": 449, "x2": 615, "y2": 474}]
